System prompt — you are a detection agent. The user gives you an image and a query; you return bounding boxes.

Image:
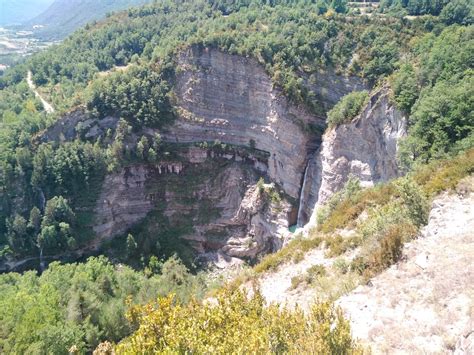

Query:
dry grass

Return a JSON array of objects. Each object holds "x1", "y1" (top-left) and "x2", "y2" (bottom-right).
[
  {"x1": 414, "y1": 149, "x2": 474, "y2": 197},
  {"x1": 253, "y1": 235, "x2": 324, "y2": 274}
]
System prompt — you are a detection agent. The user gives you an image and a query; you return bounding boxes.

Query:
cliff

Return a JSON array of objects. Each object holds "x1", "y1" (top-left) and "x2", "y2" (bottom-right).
[
  {"x1": 163, "y1": 46, "x2": 324, "y2": 199},
  {"x1": 298, "y1": 87, "x2": 407, "y2": 226},
  {"x1": 93, "y1": 146, "x2": 292, "y2": 266}
]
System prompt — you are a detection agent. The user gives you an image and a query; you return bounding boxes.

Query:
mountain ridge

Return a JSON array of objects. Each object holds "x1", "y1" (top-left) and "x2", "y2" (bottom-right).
[{"x1": 24, "y1": 0, "x2": 152, "y2": 39}]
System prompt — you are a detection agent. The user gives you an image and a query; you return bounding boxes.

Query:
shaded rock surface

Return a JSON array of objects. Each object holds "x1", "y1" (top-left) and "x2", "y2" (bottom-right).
[{"x1": 93, "y1": 147, "x2": 292, "y2": 265}]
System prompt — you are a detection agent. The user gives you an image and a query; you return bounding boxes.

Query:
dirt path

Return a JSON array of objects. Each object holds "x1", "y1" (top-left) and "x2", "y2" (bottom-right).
[
  {"x1": 337, "y1": 189, "x2": 474, "y2": 354},
  {"x1": 27, "y1": 70, "x2": 55, "y2": 114}
]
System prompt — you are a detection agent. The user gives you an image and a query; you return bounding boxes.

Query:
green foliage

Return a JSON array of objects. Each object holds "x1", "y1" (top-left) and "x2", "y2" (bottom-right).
[
  {"x1": 440, "y1": 0, "x2": 474, "y2": 25},
  {"x1": 0, "y1": 256, "x2": 208, "y2": 354},
  {"x1": 327, "y1": 91, "x2": 369, "y2": 127},
  {"x1": 317, "y1": 175, "x2": 362, "y2": 226},
  {"x1": 402, "y1": 75, "x2": 473, "y2": 163},
  {"x1": 39, "y1": 196, "x2": 76, "y2": 252},
  {"x1": 391, "y1": 64, "x2": 418, "y2": 112},
  {"x1": 117, "y1": 288, "x2": 360, "y2": 354},
  {"x1": 86, "y1": 65, "x2": 175, "y2": 129},
  {"x1": 379, "y1": 0, "x2": 473, "y2": 22},
  {"x1": 394, "y1": 177, "x2": 429, "y2": 226}
]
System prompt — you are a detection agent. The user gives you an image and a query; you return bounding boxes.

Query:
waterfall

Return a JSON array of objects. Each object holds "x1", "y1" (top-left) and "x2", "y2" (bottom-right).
[
  {"x1": 38, "y1": 188, "x2": 46, "y2": 212},
  {"x1": 39, "y1": 247, "x2": 45, "y2": 272},
  {"x1": 296, "y1": 161, "x2": 311, "y2": 227}
]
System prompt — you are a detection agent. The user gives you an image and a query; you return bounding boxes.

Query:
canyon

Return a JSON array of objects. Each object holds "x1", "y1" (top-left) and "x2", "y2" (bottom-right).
[{"x1": 25, "y1": 47, "x2": 407, "y2": 267}]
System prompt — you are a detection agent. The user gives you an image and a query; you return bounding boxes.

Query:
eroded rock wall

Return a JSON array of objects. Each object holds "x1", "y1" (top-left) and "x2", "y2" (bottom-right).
[
  {"x1": 36, "y1": 46, "x2": 396, "y2": 264},
  {"x1": 93, "y1": 147, "x2": 292, "y2": 266},
  {"x1": 299, "y1": 87, "x2": 407, "y2": 226}
]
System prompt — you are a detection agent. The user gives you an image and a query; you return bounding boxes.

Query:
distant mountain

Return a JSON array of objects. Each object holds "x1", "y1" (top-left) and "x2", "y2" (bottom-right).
[
  {"x1": 24, "y1": 0, "x2": 153, "y2": 39},
  {"x1": 0, "y1": 0, "x2": 54, "y2": 26}
]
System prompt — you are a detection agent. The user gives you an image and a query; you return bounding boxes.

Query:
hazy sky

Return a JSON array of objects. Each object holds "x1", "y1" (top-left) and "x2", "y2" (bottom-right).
[{"x1": 0, "y1": 0, "x2": 55, "y2": 25}]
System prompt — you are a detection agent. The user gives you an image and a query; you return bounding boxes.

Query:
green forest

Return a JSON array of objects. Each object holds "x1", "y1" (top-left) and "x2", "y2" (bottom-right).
[{"x1": 0, "y1": 0, "x2": 473, "y2": 353}]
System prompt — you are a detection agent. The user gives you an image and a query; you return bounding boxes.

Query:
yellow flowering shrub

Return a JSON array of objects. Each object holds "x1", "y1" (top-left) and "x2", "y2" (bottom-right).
[{"x1": 116, "y1": 288, "x2": 361, "y2": 354}]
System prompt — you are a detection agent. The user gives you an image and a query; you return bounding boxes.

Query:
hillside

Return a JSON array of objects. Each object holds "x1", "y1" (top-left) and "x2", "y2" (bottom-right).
[
  {"x1": 24, "y1": 0, "x2": 153, "y2": 39},
  {"x1": 0, "y1": 0, "x2": 472, "y2": 352}
]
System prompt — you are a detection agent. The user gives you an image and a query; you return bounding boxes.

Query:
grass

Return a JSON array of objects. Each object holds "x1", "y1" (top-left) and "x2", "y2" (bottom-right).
[{"x1": 253, "y1": 235, "x2": 323, "y2": 274}]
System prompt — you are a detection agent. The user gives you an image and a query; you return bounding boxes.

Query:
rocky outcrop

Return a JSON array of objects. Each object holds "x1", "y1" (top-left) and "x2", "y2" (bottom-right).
[
  {"x1": 298, "y1": 87, "x2": 407, "y2": 226},
  {"x1": 92, "y1": 146, "x2": 292, "y2": 266}
]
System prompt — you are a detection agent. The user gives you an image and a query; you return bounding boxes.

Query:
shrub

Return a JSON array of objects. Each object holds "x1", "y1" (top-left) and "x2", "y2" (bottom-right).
[
  {"x1": 327, "y1": 90, "x2": 369, "y2": 127},
  {"x1": 366, "y1": 223, "x2": 417, "y2": 277},
  {"x1": 333, "y1": 258, "x2": 349, "y2": 274},
  {"x1": 316, "y1": 176, "x2": 362, "y2": 227},
  {"x1": 117, "y1": 289, "x2": 360, "y2": 354},
  {"x1": 395, "y1": 177, "x2": 429, "y2": 227}
]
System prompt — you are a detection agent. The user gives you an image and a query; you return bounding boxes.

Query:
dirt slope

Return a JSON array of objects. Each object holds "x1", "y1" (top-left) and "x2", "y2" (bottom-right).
[{"x1": 338, "y1": 187, "x2": 474, "y2": 354}]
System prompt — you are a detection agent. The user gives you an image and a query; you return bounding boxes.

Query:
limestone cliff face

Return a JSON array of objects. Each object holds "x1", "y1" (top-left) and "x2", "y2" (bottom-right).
[
  {"x1": 298, "y1": 87, "x2": 407, "y2": 226},
  {"x1": 163, "y1": 46, "x2": 325, "y2": 199},
  {"x1": 93, "y1": 146, "x2": 292, "y2": 266}
]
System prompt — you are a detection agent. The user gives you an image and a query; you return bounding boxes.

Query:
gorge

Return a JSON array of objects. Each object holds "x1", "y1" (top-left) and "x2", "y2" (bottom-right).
[{"x1": 2, "y1": 46, "x2": 408, "y2": 271}]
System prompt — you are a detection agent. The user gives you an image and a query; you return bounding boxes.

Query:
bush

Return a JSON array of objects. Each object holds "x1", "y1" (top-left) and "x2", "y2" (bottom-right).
[
  {"x1": 327, "y1": 90, "x2": 369, "y2": 127},
  {"x1": 117, "y1": 288, "x2": 360, "y2": 354},
  {"x1": 365, "y1": 223, "x2": 417, "y2": 277},
  {"x1": 395, "y1": 177, "x2": 429, "y2": 227},
  {"x1": 316, "y1": 176, "x2": 362, "y2": 227}
]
